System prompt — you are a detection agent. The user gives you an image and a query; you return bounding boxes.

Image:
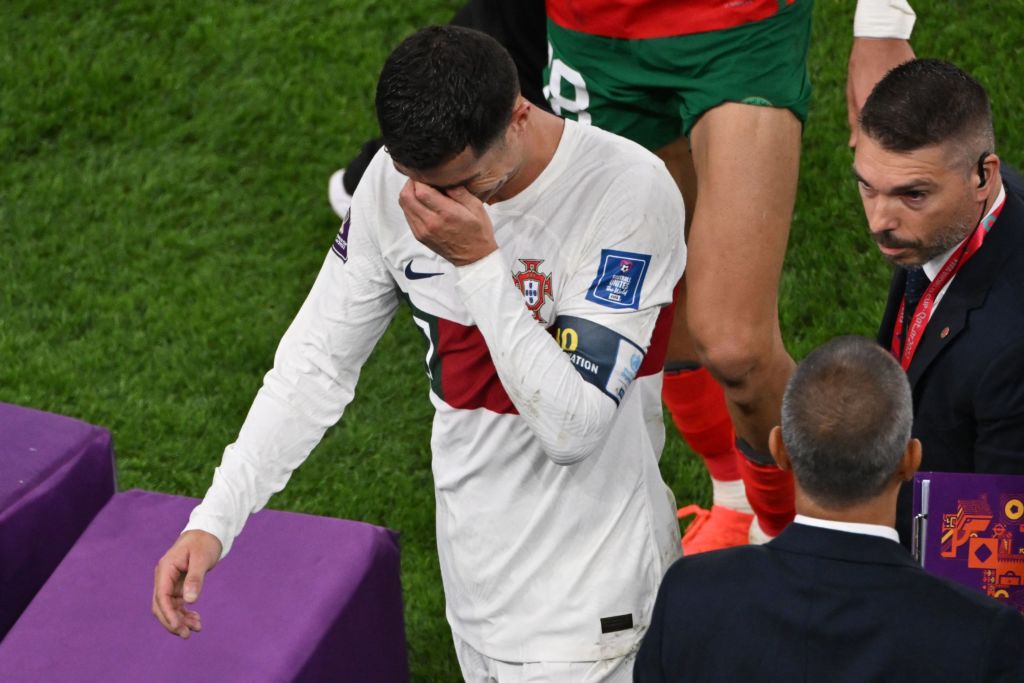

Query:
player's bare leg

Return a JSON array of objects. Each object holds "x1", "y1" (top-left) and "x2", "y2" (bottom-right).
[
  {"x1": 685, "y1": 102, "x2": 800, "y2": 541},
  {"x1": 656, "y1": 137, "x2": 755, "y2": 553}
]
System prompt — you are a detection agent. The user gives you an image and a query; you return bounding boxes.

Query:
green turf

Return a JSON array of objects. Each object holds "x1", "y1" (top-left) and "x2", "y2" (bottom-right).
[{"x1": 2, "y1": 1, "x2": 1021, "y2": 678}]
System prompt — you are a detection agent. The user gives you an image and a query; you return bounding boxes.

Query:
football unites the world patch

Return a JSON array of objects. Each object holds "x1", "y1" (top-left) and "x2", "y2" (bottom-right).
[
  {"x1": 512, "y1": 258, "x2": 554, "y2": 324},
  {"x1": 586, "y1": 249, "x2": 651, "y2": 310},
  {"x1": 331, "y1": 210, "x2": 351, "y2": 262}
]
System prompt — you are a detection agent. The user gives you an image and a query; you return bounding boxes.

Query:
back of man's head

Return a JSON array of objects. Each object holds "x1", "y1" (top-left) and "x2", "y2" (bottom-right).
[
  {"x1": 781, "y1": 336, "x2": 912, "y2": 509},
  {"x1": 859, "y1": 58, "x2": 994, "y2": 163},
  {"x1": 375, "y1": 25, "x2": 520, "y2": 171}
]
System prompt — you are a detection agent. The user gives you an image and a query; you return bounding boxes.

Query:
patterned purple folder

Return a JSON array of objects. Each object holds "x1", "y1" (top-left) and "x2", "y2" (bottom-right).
[{"x1": 913, "y1": 471, "x2": 1024, "y2": 613}]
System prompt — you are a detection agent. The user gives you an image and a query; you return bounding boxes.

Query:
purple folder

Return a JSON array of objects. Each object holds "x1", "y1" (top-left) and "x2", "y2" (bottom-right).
[
  {"x1": 913, "y1": 471, "x2": 1024, "y2": 613},
  {"x1": 0, "y1": 402, "x2": 116, "y2": 639},
  {"x1": 0, "y1": 490, "x2": 409, "y2": 682}
]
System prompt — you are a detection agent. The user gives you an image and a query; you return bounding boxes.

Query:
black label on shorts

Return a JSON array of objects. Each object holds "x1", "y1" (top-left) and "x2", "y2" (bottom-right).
[{"x1": 600, "y1": 613, "x2": 634, "y2": 634}]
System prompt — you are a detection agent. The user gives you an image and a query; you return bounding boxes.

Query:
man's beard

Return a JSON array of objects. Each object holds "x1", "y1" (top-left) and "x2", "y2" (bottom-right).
[{"x1": 876, "y1": 212, "x2": 977, "y2": 268}]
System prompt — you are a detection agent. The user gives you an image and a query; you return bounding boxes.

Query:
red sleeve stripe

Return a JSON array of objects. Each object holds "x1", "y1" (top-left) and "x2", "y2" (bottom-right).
[
  {"x1": 435, "y1": 318, "x2": 519, "y2": 415},
  {"x1": 637, "y1": 303, "x2": 673, "y2": 378}
]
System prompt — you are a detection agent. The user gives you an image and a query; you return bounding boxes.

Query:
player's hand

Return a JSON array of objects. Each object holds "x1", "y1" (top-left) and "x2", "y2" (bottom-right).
[
  {"x1": 846, "y1": 37, "x2": 915, "y2": 148},
  {"x1": 151, "y1": 529, "x2": 222, "y2": 639},
  {"x1": 398, "y1": 181, "x2": 498, "y2": 266}
]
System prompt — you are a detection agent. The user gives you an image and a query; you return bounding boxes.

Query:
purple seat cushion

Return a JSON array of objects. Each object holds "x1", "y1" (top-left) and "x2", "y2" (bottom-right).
[
  {"x1": 0, "y1": 402, "x2": 115, "y2": 638},
  {"x1": 0, "y1": 490, "x2": 408, "y2": 682}
]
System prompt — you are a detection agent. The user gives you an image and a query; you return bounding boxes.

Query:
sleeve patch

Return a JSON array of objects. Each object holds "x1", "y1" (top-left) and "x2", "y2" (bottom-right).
[
  {"x1": 554, "y1": 315, "x2": 645, "y2": 404},
  {"x1": 585, "y1": 249, "x2": 651, "y2": 310},
  {"x1": 330, "y1": 210, "x2": 351, "y2": 262}
]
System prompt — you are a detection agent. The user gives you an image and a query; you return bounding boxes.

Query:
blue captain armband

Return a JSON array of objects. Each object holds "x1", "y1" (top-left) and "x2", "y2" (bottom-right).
[{"x1": 553, "y1": 315, "x2": 645, "y2": 404}]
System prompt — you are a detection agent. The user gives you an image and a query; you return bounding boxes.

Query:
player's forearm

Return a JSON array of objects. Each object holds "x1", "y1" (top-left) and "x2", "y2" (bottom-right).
[
  {"x1": 183, "y1": 383, "x2": 343, "y2": 557},
  {"x1": 456, "y1": 250, "x2": 619, "y2": 465}
]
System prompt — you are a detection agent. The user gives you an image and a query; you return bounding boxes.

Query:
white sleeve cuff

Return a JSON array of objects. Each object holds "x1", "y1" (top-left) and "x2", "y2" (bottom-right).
[
  {"x1": 854, "y1": 0, "x2": 916, "y2": 39},
  {"x1": 183, "y1": 512, "x2": 232, "y2": 559}
]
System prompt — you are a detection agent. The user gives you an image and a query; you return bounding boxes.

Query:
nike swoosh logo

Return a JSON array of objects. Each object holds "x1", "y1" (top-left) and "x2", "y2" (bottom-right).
[{"x1": 404, "y1": 261, "x2": 444, "y2": 280}]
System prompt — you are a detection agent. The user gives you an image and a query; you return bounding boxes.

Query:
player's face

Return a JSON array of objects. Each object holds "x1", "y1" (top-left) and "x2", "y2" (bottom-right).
[
  {"x1": 853, "y1": 135, "x2": 985, "y2": 268},
  {"x1": 394, "y1": 129, "x2": 524, "y2": 205}
]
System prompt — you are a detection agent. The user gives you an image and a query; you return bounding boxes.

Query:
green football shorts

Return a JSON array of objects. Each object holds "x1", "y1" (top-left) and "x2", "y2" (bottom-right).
[{"x1": 544, "y1": 0, "x2": 813, "y2": 150}]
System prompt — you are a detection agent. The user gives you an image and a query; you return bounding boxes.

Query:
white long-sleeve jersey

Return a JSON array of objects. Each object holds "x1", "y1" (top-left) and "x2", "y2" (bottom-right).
[{"x1": 185, "y1": 119, "x2": 685, "y2": 661}]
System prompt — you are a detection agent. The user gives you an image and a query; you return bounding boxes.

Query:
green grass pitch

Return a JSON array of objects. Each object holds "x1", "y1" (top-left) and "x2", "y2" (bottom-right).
[{"x1": 2, "y1": 0, "x2": 1021, "y2": 678}]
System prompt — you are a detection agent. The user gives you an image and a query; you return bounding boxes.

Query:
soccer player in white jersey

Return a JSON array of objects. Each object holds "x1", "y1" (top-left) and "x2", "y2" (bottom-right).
[{"x1": 152, "y1": 26, "x2": 686, "y2": 680}]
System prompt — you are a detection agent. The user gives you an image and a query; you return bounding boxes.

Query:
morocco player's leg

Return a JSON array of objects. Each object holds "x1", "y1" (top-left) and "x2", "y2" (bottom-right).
[
  {"x1": 649, "y1": 139, "x2": 755, "y2": 551},
  {"x1": 654, "y1": 119, "x2": 797, "y2": 549},
  {"x1": 544, "y1": 2, "x2": 809, "y2": 548},
  {"x1": 679, "y1": 103, "x2": 800, "y2": 544}
]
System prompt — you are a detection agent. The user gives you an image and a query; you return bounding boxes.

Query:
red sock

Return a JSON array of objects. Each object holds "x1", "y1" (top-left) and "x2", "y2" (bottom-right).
[
  {"x1": 662, "y1": 367, "x2": 740, "y2": 482},
  {"x1": 735, "y1": 456, "x2": 795, "y2": 536}
]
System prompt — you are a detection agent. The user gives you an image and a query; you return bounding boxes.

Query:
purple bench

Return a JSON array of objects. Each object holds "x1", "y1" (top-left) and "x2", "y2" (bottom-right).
[
  {"x1": 0, "y1": 490, "x2": 409, "y2": 682},
  {"x1": 0, "y1": 402, "x2": 116, "y2": 638}
]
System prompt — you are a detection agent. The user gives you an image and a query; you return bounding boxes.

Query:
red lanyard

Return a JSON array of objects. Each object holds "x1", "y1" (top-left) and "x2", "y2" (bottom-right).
[{"x1": 891, "y1": 194, "x2": 1007, "y2": 370}]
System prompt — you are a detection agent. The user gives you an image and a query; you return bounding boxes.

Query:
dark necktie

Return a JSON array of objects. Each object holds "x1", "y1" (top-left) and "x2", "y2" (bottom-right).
[{"x1": 901, "y1": 268, "x2": 931, "y2": 352}]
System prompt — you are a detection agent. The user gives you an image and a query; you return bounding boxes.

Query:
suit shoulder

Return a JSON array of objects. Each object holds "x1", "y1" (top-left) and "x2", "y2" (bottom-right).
[{"x1": 662, "y1": 545, "x2": 773, "y2": 587}]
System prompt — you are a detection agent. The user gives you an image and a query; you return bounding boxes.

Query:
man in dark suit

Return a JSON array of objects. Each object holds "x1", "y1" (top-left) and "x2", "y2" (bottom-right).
[
  {"x1": 635, "y1": 336, "x2": 1024, "y2": 682},
  {"x1": 854, "y1": 59, "x2": 1024, "y2": 544}
]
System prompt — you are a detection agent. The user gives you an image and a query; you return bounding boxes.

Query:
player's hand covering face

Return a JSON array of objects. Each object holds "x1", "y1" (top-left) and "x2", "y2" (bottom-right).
[{"x1": 398, "y1": 180, "x2": 499, "y2": 267}]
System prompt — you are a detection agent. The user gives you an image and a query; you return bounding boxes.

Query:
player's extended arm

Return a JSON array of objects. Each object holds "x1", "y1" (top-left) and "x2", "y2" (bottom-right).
[
  {"x1": 181, "y1": 232, "x2": 400, "y2": 558},
  {"x1": 152, "y1": 200, "x2": 399, "y2": 637},
  {"x1": 847, "y1": 0, "x2": 916, "y2": 147},
  {"x1": 185, "y1": 252, "x2": 398, "y2": 551}
]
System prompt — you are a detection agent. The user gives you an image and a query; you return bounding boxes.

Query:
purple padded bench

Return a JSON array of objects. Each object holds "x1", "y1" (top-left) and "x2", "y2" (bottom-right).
[
  {"x1": 0, "y1": 490, "x2": 408, "y2": 682},
  {"x1": 0, "y1": 402, "x2": 116, "y2": 639}
]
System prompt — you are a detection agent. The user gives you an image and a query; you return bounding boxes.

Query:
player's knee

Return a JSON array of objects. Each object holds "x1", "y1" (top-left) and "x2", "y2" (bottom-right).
[
  {"x1": 691, "y1": 325, "x2": 770, "y2": 392},
  {"x1": 698, "y1": 344, "x2": 760, "y2": 391}
]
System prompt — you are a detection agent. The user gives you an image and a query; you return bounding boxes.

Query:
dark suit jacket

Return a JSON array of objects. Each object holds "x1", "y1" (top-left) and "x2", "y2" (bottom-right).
[
  {"x1": 877, "y1": 182, "x2": 1024, "y2": 544},
  {"x1": 635, "y1": 523, "x2": 1024, "y2": 682}
]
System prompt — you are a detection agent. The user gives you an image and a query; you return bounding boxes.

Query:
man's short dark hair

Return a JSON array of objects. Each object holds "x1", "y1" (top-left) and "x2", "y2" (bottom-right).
[
  {"x1": 859, "y1": 59, "x2": 994, "y2": 165},
  {"x1": 375, "y1": 25, "x2": 520, "y2": 171},
  {"x1": 781, "y1": 336, "x2": 912, "y2": 508}
]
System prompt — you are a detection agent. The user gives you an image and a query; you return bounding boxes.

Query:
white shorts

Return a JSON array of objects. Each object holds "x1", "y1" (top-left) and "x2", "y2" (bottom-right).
[{"x1": 453, "y1": 633, "x2": 636, "y2": 683}]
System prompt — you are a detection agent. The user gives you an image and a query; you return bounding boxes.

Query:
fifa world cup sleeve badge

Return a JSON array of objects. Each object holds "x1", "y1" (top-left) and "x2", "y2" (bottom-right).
[{"x1": 586, "y1": 249, "x2": 651, "y2": 310}]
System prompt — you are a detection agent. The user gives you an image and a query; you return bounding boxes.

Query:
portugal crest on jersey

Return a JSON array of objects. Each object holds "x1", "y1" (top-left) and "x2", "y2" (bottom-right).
[{"x1": 512, "y1": 259, "x2": 553, "y2": 324}]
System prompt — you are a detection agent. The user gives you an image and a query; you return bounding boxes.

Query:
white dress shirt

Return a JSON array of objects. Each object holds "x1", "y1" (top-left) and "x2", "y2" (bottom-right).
[{"x1": 793, "y1": 513, "x2": 900, "y2": 543}]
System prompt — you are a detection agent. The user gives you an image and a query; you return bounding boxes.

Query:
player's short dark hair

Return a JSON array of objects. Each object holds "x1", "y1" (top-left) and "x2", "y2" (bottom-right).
[
  {"x1": 781, "y1": 336, "x2": 912, "y2": 508},
  {"x1": 859, "y1": 59, "x2": 994, "y2": 166},
  {"x1": 375, "y1": 25, "x2": 520, "y2": 171}
]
